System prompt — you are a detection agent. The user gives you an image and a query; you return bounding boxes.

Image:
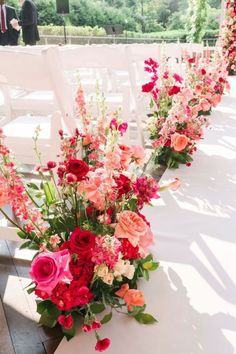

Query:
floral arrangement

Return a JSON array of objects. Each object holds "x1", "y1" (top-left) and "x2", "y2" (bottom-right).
[
  {"x1": 142, "y1": 54, "x2": 229, "y2": 169},
  {"x1": 0, "y1": 87, "x2": 176, "y2": 352},
  {"x1": 220, "y1": 0, "x2": 236, "y2": 75},
  {"x1": 142, "y1": 58, "x2": 205, "y2": 168}
]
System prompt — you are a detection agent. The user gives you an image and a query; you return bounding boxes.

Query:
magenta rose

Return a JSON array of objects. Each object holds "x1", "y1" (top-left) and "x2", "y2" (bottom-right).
[
  {"x1": 69, "y1": 227, "x2": 96, "y2": 256},
  {"x1": 30, "y1": 249, "x2": 73, "y2": 295},
  {"x1": 66, "y1": 159, "x2": 89, "y2": 181}
]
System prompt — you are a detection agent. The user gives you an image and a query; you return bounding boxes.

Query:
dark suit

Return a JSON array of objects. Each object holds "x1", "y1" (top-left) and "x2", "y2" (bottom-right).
[
  {"x1": 0, "y1": 5, "x2": 19, "y2": 46},
  {"x1": 19, "y1": 0, "x2": 40, "y2": 45}
]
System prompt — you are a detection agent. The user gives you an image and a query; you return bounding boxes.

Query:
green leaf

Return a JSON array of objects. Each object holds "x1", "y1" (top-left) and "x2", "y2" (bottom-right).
[
  {"x1": 43, "y1": 181, "x2": 56, "y2": 205},
  {"x1": 89, "y1": 303, "x2": 105, "y2": 314},
  {"x1": 27, "y1": 286, "x2": 36, "y2": 294},
  {"x1": 135, "y1": 313, "x2": 158, "y2": 324},
  {"x1": 142, "y1": 269, "x2": 150, "y2": 281},
  {"x1": 143, "y1": 261, "x2": 159, "y2": 271},
  {"x1": 19, "y1": 241, "x2": 32, "y2": 250},
  {"x1": 17, "y1": 230, "x2": 28, "y2": 239},
  {"x1": 101, "y1": 312, "x2": 112, "y2": 325},
  {"x1": 37, "y1": 300, "x2": 52, "y2": 315},
  {"x1": 27, "y1": 182, "x2": 40, "y2": 190},
  {"x1": 39, "y1": 311, "x2": 57, "y2": 328}
]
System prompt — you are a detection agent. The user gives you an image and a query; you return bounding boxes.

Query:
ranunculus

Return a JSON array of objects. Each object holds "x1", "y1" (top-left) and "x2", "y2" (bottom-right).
[
  {"x1": 171, "y1": 133, "x2": 189, "y2": 152},
  {"x1": 95, "y1": 338, "x2": 111, "y2": 352},
  {"x1": 142, "y1": 81, "x2": 155, "y2": 93},
  {"x1": 30, "y1": 250, "x2": 73, "y2": 295},
  {"x1": 115, "y1": 211, "x2": 148, "y2": 247},
  {"x1": 69, "y1": 227, "x2": 96, "y2": 256},
  {"x1": 58, "y1": 314, "x2": 74, "y2": 329},
  {"x1": 168, "y1": 85, "x2": 181, "y2": 96},
  {"x1": 66, "y1": 159, "x2": 89, "y2": 181}
]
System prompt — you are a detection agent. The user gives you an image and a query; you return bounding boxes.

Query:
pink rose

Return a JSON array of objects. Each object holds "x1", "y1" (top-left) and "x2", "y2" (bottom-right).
[
  {"x1": 30, "y1": 249, "x2": 73, "y2": 295},
  {"x1": 115, "y1": 211, "x2": 148, "y2": 247},
  {"x1": 171, "y1": 133, "x2": 189, "y2": 152},
  {"x1": 139, "y1": 227, "x2": 154, "y2": 256}
]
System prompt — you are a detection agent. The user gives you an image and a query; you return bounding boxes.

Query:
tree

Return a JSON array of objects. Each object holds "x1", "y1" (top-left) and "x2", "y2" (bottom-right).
[{"x1": 186, "y1": 0, "x2": 208, "y2": 43}]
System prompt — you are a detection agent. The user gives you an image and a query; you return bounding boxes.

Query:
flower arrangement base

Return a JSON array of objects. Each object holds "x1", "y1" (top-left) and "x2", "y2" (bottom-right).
[{"x1": 54, "y1": 274, "x2": 159, "y2": 354}]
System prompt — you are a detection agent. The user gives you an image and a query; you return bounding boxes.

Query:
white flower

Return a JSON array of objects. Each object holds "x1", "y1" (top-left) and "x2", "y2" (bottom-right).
[
  {"x1": 95, "y1": 264, "x2": 109, "y2": 278},
  {"x1": 102, "y1": 272, "x2": 114, "y2": 285},
  {"x1": 123, "y1": 263, "x2": 135, "y2": 280}
]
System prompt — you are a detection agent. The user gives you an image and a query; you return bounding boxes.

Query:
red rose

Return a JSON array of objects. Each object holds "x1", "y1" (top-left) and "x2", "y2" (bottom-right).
[
  {"x1": 66, "y1": 159, "x2": 89, "y2": 181},
  {"x1": 168, "y1": 85, "x2": 181, "y2": 96},
  {"x1": 142, "y1": 81, "x2": 155, "y2": 93},
  {"x1": 58, "y1": 314, "x2": 74, "y2": 329},
  {"x1": 69, "y1": 227, "x2": 96, "y2": 256},
  {"x1": 95, "y1": 338, "x2": 111, "y2": 352}
]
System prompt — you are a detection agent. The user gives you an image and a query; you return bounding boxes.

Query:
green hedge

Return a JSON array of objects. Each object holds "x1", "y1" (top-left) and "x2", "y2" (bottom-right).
[{"x1": 38, "y1": 26, "x2": 219, "y2": 42}]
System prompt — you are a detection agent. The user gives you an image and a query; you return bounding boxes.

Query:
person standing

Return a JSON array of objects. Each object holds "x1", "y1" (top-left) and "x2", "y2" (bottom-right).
[
  {"x1": 17, "y1": 0, "x2": 40, "y2": 45},
  {"x1": 0, "y1": 0, "x2": 20, "y2": 45}
]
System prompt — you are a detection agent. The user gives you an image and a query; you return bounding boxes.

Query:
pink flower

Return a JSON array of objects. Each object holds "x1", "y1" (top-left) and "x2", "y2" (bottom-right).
[
  {"x1": 200, "y1": 99, "x2": 211, "y2": 112},
  {"x1": 173, "y1": 73, "x2": 183, "y2": 83},
  {"x1": 30, "y1": 250, "x2": 73, "y2": 295},
  {"x1": 115, "y1": 211, "x2": 147, "y2": 246},
  {"x1": 115, "y1": 211, "x2": 153, "y2": 254},
  {"x1": 131, "y1": 145, "x2": 145, "y2": 166},
  {"x1": 211, "y1": 94, "x2": 221, "y2": 107},
  {"x1": 171, "y1": 133, "x2": 189, "y2": 152},
  {"x1": 118, "y1": 122, "x2": 128, "y2": 136},
  {"x1": 0, "y1": 178, "x2": 9, "y2": 207}
]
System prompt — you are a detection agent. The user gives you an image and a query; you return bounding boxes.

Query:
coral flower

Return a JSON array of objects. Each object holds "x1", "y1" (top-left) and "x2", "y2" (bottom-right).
[{"x1": 171, "y1": 133, "x2": 189, "y2": 152}]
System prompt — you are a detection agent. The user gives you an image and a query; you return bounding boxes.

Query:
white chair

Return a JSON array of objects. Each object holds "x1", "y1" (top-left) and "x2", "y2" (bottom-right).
[
  {"x1": 59, "y1": 44, "x2": 143, "y2": 145},
  {"x1": 0, "y1": 47, "x2": 77, "y2": 164}
]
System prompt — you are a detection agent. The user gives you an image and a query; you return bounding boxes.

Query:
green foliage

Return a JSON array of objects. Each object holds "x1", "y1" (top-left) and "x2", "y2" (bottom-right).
[
  {"x1": 186, "y1": 0, "x2": 208, "y2": 43},
  {"x1": 27, "y1": 0, "x2": 220, "y2": 35}
]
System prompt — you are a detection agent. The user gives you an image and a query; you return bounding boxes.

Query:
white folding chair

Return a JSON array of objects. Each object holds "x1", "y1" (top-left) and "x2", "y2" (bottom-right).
[{"x1": 0, "y1": 47, "x2": 76, "y2": 164}]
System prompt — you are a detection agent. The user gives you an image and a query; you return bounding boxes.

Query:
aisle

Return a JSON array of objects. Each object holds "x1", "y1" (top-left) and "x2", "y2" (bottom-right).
[{"x1": 55, "y1": 78, "x2": 236, "y2": 354}]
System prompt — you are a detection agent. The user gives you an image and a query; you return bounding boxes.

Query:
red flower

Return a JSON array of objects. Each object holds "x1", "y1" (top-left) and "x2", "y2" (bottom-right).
[
  {"x1": 142, "y1": 81, "x2": 155, "y2": 93},
  {"x1": 173, "y1": 73, "x2": 183, "y2": 83},
  {"x1": 35, "y1": 289, "x2": 50, "y2": 300},
  {"x1": 168, "y1": 85, "x2": 181, "y2": 96},
  {"x1": 69, "y1": 256, "x2": 94, "y2": 284},
  {"x1": 120, "y1": 239, "x2": 140, "y2": 260},
  {"x1": 118, "y1": 122, "x2": 128, "y2": 136},
  {"x1": 66, "y1": 159, "x2": 89, "y2": 181},
  {"x1": 114, "y1": 174, "x2": 132, "y2": 198},
  {"x1": 201, "y1": 68, "x2": 206, "y2": 75},
  {"x1": 70, "y1": 283, "x2": 93, "y2": 306},
  {"x1": 95, "y1": 338, "x2": 111, "y2": 352},
  {"x1": 51, "y1": 283, "x2": 73, "y2": 311},
  {"x1": 69, "y1": 227, "x2": 96, "y2": 256},
  {"x1": 92, "y1": 320, "x2": 102, "y2": 330},
  {"x1": 188, "y1": 57, "x2": 195, "y2": 64},
  {"x1": 47, "y1": 161, "x2": 57, "y2": 170},
  {"x1": 58, "y1": 314, "x2": 74, "y2": 329}
]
